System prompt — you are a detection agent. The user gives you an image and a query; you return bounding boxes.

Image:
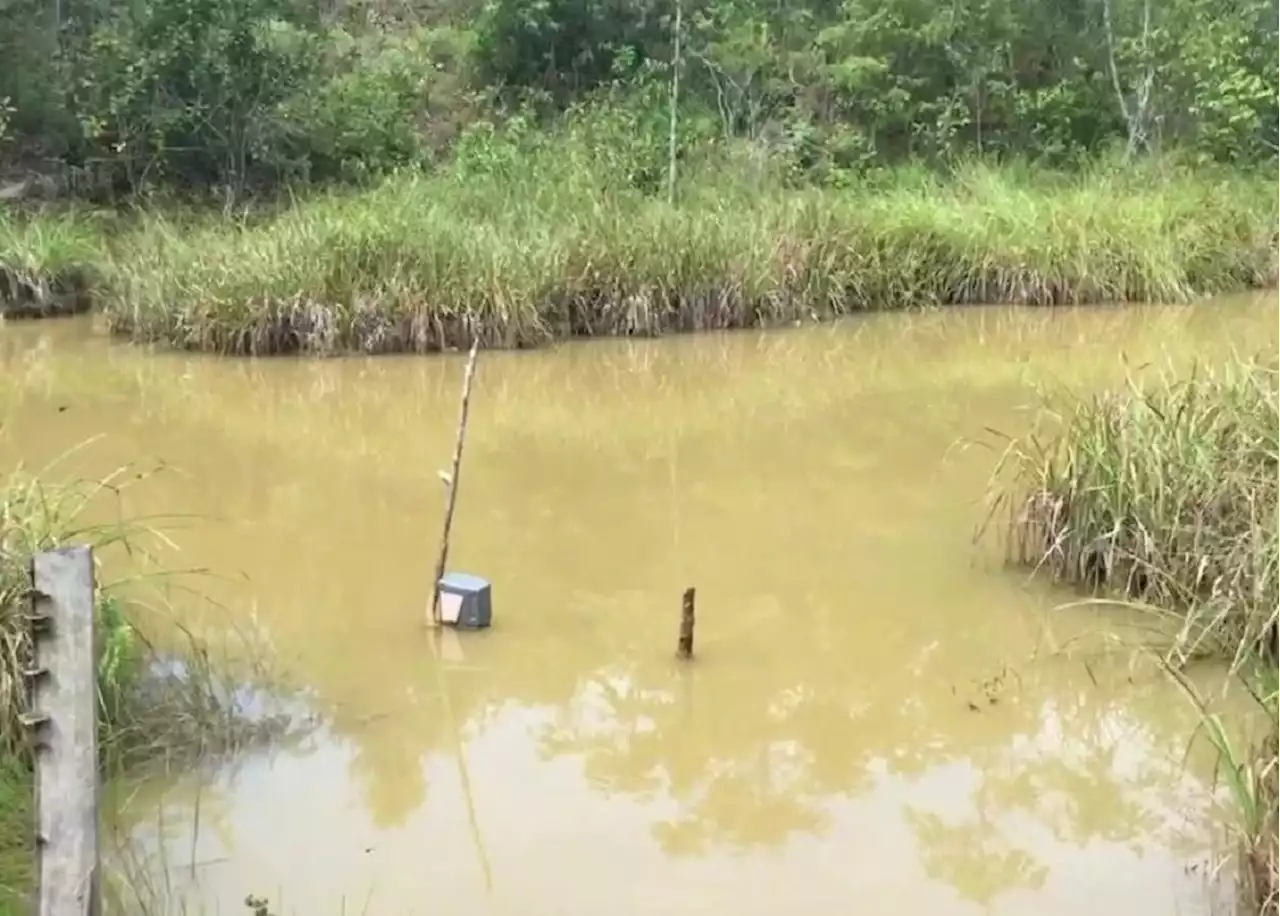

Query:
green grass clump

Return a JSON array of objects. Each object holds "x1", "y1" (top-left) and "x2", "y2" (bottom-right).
[
  {"x1": 0, "y1": 209, "x2": 103, "y2": 318},
  {"x1": 101, "y1": 154, "x2": 1278, "y2": 355},
  {"x1": 989, "y1": 358, "x2": 1278, "y2": 663},
  {"x1": 0, "y1": 467, "x2": 141, "y2": 759}
]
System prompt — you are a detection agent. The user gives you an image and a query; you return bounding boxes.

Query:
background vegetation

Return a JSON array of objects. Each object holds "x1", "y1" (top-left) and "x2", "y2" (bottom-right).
[{"x1": 0, "y1": 0, "x2": 1276, "y2": 201}]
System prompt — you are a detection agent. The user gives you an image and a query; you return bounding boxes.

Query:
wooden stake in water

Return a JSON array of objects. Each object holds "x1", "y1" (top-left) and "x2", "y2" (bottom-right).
[
  {"x1": 676, "y1": 586, "x2": 696, "y2": 659},
  {"x1": 430, "y1": 337, "x2": 481, "y2": 626}
]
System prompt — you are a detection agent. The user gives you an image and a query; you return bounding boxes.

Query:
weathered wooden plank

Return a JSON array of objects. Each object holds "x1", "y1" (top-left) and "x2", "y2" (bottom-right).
[{"x1": 30, "y1": 546, "x2": 100, "y2": 916}]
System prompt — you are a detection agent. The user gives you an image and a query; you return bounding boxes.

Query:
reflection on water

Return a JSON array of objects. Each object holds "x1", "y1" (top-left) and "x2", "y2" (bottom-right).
[{"x1": 1, "y1": 296, "x2": 1274, "y2": 915}]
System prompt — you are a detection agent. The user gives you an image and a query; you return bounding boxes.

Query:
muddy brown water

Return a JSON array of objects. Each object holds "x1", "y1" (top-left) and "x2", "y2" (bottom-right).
[{"x1": 1, "y1": 295, "x2": 1276, "y2": 916}]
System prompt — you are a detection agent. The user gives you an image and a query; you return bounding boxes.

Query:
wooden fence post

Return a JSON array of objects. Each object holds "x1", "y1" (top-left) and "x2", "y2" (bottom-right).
[{"x1": 28, "y1": 545, "x2": 100, "y2": 916}]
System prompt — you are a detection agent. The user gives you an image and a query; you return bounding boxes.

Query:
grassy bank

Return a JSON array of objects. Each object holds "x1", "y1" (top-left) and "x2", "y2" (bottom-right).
[
  {"x1": 98, "y1": 155, "x2": 1277, "y2": 355},
  {"x1": 988, "y1": 357, "x2": 1279, "y2": 914},
  {"x1": 5, "y1": 155, "x2": 1276, "y2": 357},
  {"x1": 0, "y1": 461, "x2": 282, "y2": 912}
]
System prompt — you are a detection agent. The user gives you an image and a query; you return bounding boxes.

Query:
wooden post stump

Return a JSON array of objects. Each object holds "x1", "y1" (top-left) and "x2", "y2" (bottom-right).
[{"x1": 676, "y1": 587, "x2": 696, "y2": 660}]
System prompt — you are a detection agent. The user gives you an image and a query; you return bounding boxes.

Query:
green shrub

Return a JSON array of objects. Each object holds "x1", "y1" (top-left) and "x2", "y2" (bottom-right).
[
  {"x1": 61, "y1": 0, "x2": 323, "y2": 192},
  {"x1": 471, "y1": 0, "x2": 663, "y2": 98},
  {"x1": 275, "y1": 28, "x2": 441, "y2": 182}
]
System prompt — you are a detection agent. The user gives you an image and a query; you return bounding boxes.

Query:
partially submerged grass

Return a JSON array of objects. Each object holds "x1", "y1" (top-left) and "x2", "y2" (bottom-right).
[
  {"x1": 1161, "y1": 660, "x2": 1278, "y2": 916},
  {"x1": 101, "y1": 155, "x2": 1278, "y2": 355},
  {"x1": 986, "y1": 356, "x2": 1279, "y2": 914},
  {"x1": 0, "y1": 209, "x2": 102, "y2": 318}
]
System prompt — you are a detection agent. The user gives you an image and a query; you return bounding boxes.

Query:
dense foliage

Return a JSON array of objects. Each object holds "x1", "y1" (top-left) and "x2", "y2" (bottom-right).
[{"x1": 0, "y1": 0, "x2": 1275, "y2": 196}]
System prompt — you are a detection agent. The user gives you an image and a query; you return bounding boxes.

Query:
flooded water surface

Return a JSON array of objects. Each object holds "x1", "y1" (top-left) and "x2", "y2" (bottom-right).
[{"x1": 1, "y1": 296, "x2": 1276, "y2": 916}]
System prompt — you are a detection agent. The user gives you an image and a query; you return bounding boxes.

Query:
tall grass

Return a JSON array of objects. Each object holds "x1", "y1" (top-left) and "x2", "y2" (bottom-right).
[
  {"x1": 0, "y1": 459, "x2": 148, "y2": 759},
  {"x1": 987, "y1": 358, "x2": 1279, "y2": 664},
  {"x1": 0, "y1": 452, "x2": 287, "y2": 764},
  {"x1": 100, "y1": 153, "x2": 1278, "y2": 355},
  {"x1": 986, "y1": 356, "x2": 1279, "y2": 914},
  {"x1": 0, "y1": 209, "x2": 103, "y2": 318}
]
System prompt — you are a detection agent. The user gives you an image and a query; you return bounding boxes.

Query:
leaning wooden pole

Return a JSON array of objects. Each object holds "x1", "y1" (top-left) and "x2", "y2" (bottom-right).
[{"x1": 430, "y1": 337, "x2": 481, "y2": 626}]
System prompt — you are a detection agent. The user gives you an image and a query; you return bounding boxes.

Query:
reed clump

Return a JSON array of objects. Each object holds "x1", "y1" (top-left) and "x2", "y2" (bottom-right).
[
  {"x1": 0, "y1": 210, "x2": 102, "y2": 319},
  {"x1": 987, "y1": 357, "x2": 1279, "y2": 914},
  {"x1": 100, "y1": 155, "x2": 1278, "y2": 355},
  {"x1": 990, "y1": 358, "x2": 1278, "y2": 663}
]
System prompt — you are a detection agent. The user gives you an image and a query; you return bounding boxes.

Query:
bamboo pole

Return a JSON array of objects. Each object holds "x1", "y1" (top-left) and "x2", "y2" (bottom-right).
[{"x1": 430, "y1": 337, "x2": 481, "y2": 626}]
